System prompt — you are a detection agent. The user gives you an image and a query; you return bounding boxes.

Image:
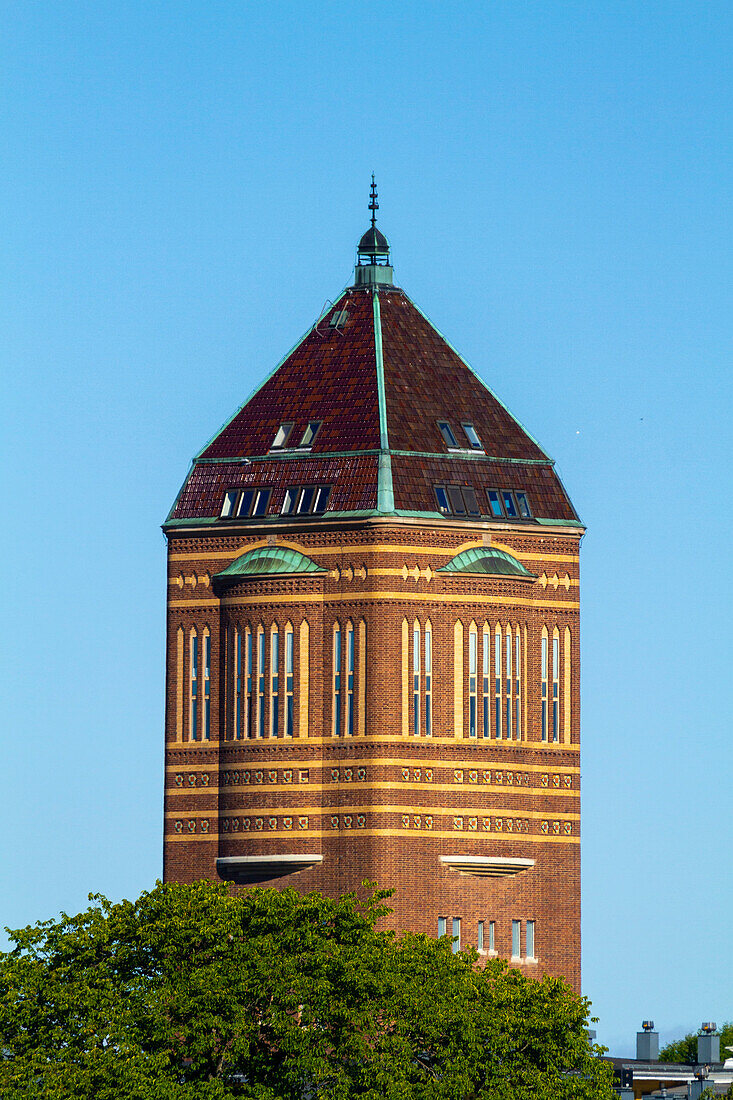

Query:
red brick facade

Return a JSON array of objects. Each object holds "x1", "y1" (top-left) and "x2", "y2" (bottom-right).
[{"x1": 163, "y1": 237, "x2": 583, "y2": 992}]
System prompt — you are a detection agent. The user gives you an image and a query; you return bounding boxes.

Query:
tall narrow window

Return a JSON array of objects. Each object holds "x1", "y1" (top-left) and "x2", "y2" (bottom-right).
[
  {"x1": 438, "y1": 917, "x2": 447, "y2": 938},
  {"x1": 413, "y1": 621, "x2": 421, "y2": 737},
  {"x1": 468, "y1": 623, "x2": 477, "y2": 738},
  {"x1": 563, "y1": 627, "x2": 571, "y2": 744},
  {"x1": 477, "y1": 921, "x2": 485, "y2": 950},
  {"x1": 245, "y1": 628, "x2": 253, "y2": 738},
  {"x1": 512, "y1": 920, "x2": 521, "y2": 959},
  {"x1": 232, "y1": 629, "x2": 240, "y2": 739},
  {"x1": 482, "y1": 625, "x2": 490, "y2": 738},
  {"x1": 505, "y1": 626, "x2": 512, "y2": 740},
  {"x1": 526, "y1": 921, "x2": 536, "y2": 960},
  {"x1": 358, "y1": 619, "x2": 367, "y2": 736},
  {"x1": 551, "y1": 632, "x2": 559, "y2": 741},
  {"x1": 494, "y1": 626, "x2": 502, "y2": 738},
  {"x1": 270, "y1": 625, "x2": 279, "y2": 737},
  {"x1": 438, "y1": 420, "x2": 458, "y2": 448},
  {"x1": 488, "y1": 921, "x2": 495, "y2": 952},
  {"x1": 346, "y1": 621, "x2": 355, "y2": 736},
  {"x1": 299, "y1": 620, "x2": 309, "y2": 738},
  {"x1": 452, "y1": 918, "x2": 461, "y2": 953},
  {"x1": 257, "y1": 627, "x2": 265, "y2": 738},
  {"x1": 333, "y1": 622, "x2": 342, "y2": 736},
  {"x1": 515, "y1": 628, "x2": 522, "y2": 740},
  {"x1": 285, "y1": 623, "x2": 294, "y2": 738},
  {"x1": 541, "y1": 628, "x2": 548, "y2": 742},
  {"x1": 202, "y1": 629, "x2": 211, "y2": 741},
  {"x1": 424, "y1": 621, "x2": 432, "y2": 736},
  {"x1": 189, "y1": 629, "x2": 198, "y2": 741}
]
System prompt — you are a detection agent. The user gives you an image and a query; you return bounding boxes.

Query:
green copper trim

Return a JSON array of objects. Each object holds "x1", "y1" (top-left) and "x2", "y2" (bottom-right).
[
  {"x1": 164, "y1": 463, "x2": 196, "y2": 525},
  {"x1": 404, "y1": 292, "x2": 554, "y2": 463},
  {"x1": 534, "y1": 517, "x2": 584, "y2": 527},
  {"x1": 194, "y1": 449, "x2": 382, "y2": 465},
  {"x1": 215, "y1": 545, "x2": 326, "y2": 579},
  {"x1": 191, "y1": 291, "x2": 349, "y2": 462},
  {"x1": 373, "y1": 290, "x2": 395, "y2": 513},
  {"x1": 438, "y1": 546, "x2": 535, "y2": 578}
]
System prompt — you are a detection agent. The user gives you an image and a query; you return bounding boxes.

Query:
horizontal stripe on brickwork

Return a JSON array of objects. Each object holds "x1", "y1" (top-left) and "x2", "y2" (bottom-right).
[
  {"x1": 170, "y1": 590, "x2": 580, "y2": 610},
  {"x1": 166, "y1": 829, "x2": 579, "y2": 844},
  {"x1": 166, "y1": 756, "x2": 580, "y2": 771}
]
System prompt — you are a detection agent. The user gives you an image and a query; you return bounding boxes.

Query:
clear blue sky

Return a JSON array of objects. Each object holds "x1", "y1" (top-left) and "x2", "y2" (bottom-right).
[{"x1": 2, "y1": 1, "x2": 731, "y2": 1056}]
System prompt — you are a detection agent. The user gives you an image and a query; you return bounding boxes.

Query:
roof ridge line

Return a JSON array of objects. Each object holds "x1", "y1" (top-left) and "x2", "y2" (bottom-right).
[
  {"x1": 373, "y1": 289, "x2": 395, "y2": 513},
  {"x1": 192, "y1": 289, "x2": 350, "y2": 462},
  {"x1": 401, "y1": 291, "x2": 554, "y2": 463}
]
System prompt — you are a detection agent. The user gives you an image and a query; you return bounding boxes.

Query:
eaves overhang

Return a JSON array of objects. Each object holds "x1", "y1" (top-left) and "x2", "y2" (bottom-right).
[{"x1": 217, "y1": 854, "x2": 324, "y2": 885}]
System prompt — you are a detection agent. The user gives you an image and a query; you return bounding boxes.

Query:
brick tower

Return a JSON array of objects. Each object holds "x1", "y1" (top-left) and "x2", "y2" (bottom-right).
[{"x1": 163, "y1": 183, "x2": 584, "y2": 991}]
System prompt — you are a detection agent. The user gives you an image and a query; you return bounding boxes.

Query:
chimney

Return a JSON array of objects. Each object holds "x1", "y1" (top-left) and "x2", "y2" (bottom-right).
[
  {"x1": 637, "y1": 1021, "x2": 659, "y2": 1061},
  {"x1": 697, "y1": 1023, "x2": 720, "y2": 1064}
]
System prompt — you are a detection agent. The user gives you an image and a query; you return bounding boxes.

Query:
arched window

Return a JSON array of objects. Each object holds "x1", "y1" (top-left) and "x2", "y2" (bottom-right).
[
  {"x1": 346, "y1": 621, "x2": 355, "y2": 736},
  {"x1": 468, "y1": 622, "x2": 478, "y2": 738},
  {"x1": 505, "y1": 625, "x2": 512, "y2": 740},
  {"x1": 285, "y1": 622, "x2": 294, "y2": 738},
  {"x1": 482, "y1": 624, "x2": 490, "y2": 739},
  {"x1": 176, "y1": 626, "x2": 184, "y2": 742},
  {"x1": 299, "y1": 619, "x2": 309, "y2": 738},
  {"x1": 541, "y1": 627, "x2": 549, "y2": 742},
  {"x1": 401, "y1": 618, "x2": 410, "y2": 737},
  {"x1": 202, "y1": 627, "x2": 211, "y2": 741},
  {"x1": 563, "y1": 626, "x2": 571, "y2": 744},
  {"x1": 358, "y1": 619, "x2": 367, "y2": 736},
  {"x1": 424, "y1": 620, "x2": 432, "y2": 737},
  {"x1": 494, "y1": 625, "x2": 502, "y2": 739},
  {"x1": 413, "y1": 620, "x2": 421, "y2": 737},
  {"x1": 270, "y1": 624, "x2": 280, "y2": 737},
  {"x1": 233, "y1": 628, "x2": 242, "y2": 740},
  {"x1": 333, "y1": 622, "x2": 342, "y2": 737},
  {"x1": 245, "y1": 627, "x2": 253, "y2": 738},
  {"x1": 552, "y1": 627, "x2": 560, "y2": 743},
  {"x1": 515, "y1": 627, "x2": 522, "y2": 740},
  {"x1": 189, "y1": 628, "x2": 198, "y2": 741},
  {"x1": 454, "y1": 620, "x2": 464, "y2": 739},
  {"x1": 256, "y1": 626, "x2": 265, "y2": 738}
]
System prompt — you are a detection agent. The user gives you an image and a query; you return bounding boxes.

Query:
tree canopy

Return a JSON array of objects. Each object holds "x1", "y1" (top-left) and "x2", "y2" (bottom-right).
[
  {"x1": 0, "y1": 880, "x2": 613, "y2": 1100},
  {"x1": 659, "y1": 1022, "x2": 733, "y2": 1065}
]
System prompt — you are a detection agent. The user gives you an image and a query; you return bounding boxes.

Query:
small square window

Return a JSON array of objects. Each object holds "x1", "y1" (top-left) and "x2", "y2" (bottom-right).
[
  {"x1": 313, "y1": 485, "x2": 331, "y2": 513},
  {"x1": 462, "y1": 486, "x2": 480, "y2": 516},
  {"x1": 502, "y1": 491, "x2": 518, "y2": 518},
  {"x1": 251, "y1": 489, "x2": 271, "y2": 517},
  {"x1": 515, "y1": 491, "x2": 532, "y2": 518},
  {"x1": 437, "y1": 421, "x2": 458, "y2": 448},
  {"x1": 299, "y1": 421, "x2": 321, "y2": 448},
  {"x1": 461, "y1": 422, "x2": 483, "y2": 450},
  {"x1": 297, "y1": 486, "x2": 315, "y2": 514},
  {"x1": 236, "y1": 489, "x2": 255, "y2": 517},
  {"x1": 281, "y1": 488, "x2": 296, "y2": 515},
  {"x1": 434, "y1": 486, "x2": 450, "y2": 514},
  {"x1": 446, "y1": 486, "x2": 466, "y2": 515},
  {"x1": 220, "y1": 490, "x2": 238, "y2": 518},
  {"x1": 271, "y1": 423, "x2": 294, "y2": 450}
]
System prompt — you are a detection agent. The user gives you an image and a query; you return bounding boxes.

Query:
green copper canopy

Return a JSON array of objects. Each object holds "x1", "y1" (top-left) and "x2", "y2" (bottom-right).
[
  {"x1": 215, "y1": 545, "x2": 325, "y2": 578},
  {"x1": 439, "y1": 546, "x2": 534, "y2": 578}
]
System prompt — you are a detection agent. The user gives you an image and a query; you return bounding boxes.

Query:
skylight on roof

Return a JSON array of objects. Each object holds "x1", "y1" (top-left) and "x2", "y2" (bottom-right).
[
  {"x1": 299, "y1": 421, "x2": 322, "y2": 448},
  {"x1": 271, "y1": 423, "x2": 294, "y2": 450},
  {"x1": 437, "y1": 421, "x2": 458, "y2": 448},
  {"x1": 461, "y1": 422, "x2": 483, "y2": 450}
]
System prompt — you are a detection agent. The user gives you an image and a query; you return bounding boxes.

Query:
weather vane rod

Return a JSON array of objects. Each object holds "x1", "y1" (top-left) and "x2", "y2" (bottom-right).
[{"x1": 369, "y1": 173, "x2": 379, "y2": 228}]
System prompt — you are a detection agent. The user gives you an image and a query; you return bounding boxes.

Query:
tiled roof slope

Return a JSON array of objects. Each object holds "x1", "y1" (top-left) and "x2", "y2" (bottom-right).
[{"x1": 166, "y1": 281, "x2": 579, "y2": 526}]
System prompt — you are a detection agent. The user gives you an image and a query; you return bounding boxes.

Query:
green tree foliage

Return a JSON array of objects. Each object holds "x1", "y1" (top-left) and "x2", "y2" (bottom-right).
[
  {"x1": 0, "y1": 880, "x2": 613, "y2": 1100},
  {"x1": 659, "y1": 1023, "x2": 733, "y2": 1065}
]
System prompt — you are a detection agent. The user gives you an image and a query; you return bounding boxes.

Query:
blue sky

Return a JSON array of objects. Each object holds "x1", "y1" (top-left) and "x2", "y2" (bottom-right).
[{"x1": 2, "y1": 1, "x2": 731, "y2": 1055}]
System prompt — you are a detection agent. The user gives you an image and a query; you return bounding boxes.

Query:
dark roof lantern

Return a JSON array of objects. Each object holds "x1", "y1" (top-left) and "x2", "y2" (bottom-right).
[{"x1": 357, "y1": 224, "x2": 390, "y2": 264}]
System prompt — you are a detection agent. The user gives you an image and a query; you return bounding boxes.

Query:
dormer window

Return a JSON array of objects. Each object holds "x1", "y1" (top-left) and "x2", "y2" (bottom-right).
[
  {"x1": 486, "y1": 489, "x2": 532, "y2": 521},
  {"x1": 461, "y1": 422, "x2": 483, "y2": 450},
  {"x1": 281, "y1": 485, "x2": 332, "y2": 516},
  {"x1": 219, "y1": 488, "x2": 271, "y2": 519},
  {"x1": 437, "y1": 421, "x2": 459, "y2": 448},
  {"x1": 434, "y1": 484, "x2": 481, "y2": 517},
  {"x1": 299, "y1": 421, "x2": 322, "y2": 449},
  {"x1": 271, "y1": 423, "x2": 294, "y2": 450}
]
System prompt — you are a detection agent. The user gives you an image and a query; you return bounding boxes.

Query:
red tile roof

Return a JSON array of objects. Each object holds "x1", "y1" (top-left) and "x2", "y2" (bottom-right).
[{"x1": 166, "y1": 282, "x2": 579, "y2": 526}]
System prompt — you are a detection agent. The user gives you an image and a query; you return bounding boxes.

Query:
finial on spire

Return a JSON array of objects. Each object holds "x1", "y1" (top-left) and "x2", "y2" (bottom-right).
[{"x1": 369, "y1": 174, "x2": 379, "y2": 228}]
